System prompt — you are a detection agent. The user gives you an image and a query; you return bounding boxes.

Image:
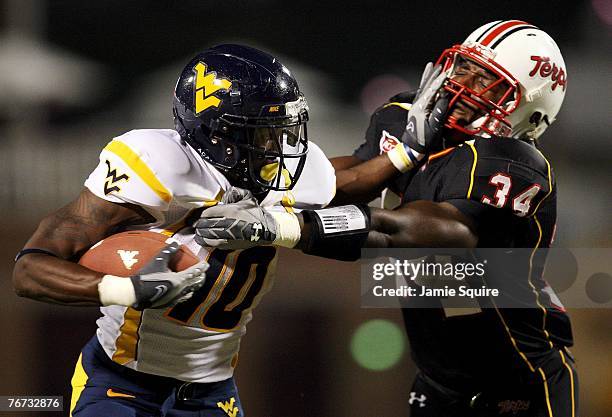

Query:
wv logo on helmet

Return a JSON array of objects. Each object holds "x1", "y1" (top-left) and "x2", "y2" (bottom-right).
[{"x1": 193, "y1": 62, "x2": 232, "y2": 114}]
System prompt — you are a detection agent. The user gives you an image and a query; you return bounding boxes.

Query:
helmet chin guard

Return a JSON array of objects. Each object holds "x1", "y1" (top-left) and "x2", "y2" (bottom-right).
[{"x1": 436, "y1": 20, "x2": 567, "y2": 140}]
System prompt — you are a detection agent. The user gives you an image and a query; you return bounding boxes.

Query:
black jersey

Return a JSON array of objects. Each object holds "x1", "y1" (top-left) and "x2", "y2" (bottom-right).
[
  {"x1": 399, "y1": 136, "x2": 573, "y2": 392},
  {"x1": 353, "y1": 91, "x2": 417, "y2": 195}
]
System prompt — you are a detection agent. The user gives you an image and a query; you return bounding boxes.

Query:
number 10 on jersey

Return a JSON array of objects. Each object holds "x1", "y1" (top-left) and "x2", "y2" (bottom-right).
[{"x1": 165, "y1": 246, "x2": 277, "y2": 331}]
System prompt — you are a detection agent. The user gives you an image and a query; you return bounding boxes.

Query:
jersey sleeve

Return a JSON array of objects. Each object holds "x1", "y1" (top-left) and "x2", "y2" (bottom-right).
[
  {"x1": 352, "y1": 110, "x2": 383, "y2": 161},
  {"x1": 352, "y1": 99, "x2": 413, "y2": 161},
  {"x1": 441, "y1": 140, "x2": 554, "y2": 221},
  {"x1": 84, "y1": 129, "x2": 225, "y2": 213}
]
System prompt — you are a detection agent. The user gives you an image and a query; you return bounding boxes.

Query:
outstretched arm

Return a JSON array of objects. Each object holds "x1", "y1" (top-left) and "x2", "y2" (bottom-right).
[
  {"x1": 329, "y1": 64, "x2": 449, "y2": 206},
  {"x1": 195, "y1": 190, "x2": 478, "y2": 260},
  {"x1": 295, "y1": 200, "x2": 477, "y2": 260},
  {"x1": 368, "y1": 201, "x2": 477, "y2": 248},
  {"x1": 330, "y1": 154, "x2": 401, "y2": 205}
]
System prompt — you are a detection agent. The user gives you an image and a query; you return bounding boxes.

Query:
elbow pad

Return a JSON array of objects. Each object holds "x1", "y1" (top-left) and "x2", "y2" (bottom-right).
[{"x1": 301, "y1": 205, "x2": 370, "y2": 261}]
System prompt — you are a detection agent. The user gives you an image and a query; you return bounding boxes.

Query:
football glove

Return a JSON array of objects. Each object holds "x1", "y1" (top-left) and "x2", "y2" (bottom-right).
[
  {"x1": 98, "y1": 242, "x2": 209, "y2": 310},
  {"x1": 394, "y1": 63, "x2": 449, "y2": 166},
  {"x1": 194, "y1": 187, "x2": 301, "y2": 250}
]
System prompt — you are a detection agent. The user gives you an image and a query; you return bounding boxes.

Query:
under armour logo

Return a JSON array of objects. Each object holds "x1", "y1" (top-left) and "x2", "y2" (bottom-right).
[
  {"x1": 117, "y1": 250, "x2": 139, "y2": 270},
  {"x1": 409, "y1": 392, "x2": 427, "y2": 408},
  {"x1": 217, "y1": 397, "x2": 239, "y2": 417},
  {"x1": 250, "y1": 223, "x2": 262, "y2": 242},
  {"x1": 104, "y1": 160, "x2": 129, "y2": 195},
  {"x1": 406, "y1": 120, "x2": 415, "y2": 133}
]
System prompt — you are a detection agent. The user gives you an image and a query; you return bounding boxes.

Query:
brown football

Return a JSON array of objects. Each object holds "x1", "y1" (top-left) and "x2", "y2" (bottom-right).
[{"x1": 78, "y1": 230, "x2": 199, "y2": 277}]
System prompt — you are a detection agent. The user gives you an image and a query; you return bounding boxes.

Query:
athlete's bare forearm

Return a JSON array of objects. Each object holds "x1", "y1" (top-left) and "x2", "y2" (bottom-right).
[
  {"x1": 12, "y1": 189, "x2": 153, "y2": 305},
  {"x1": 331, "y1": 154, "x2": 399, "y2": 205},
  {"x1": 296, "y1": 200, "x2": 477, "y2": 256},
  {"x1": 365, "y1": 201, "x2": 478, "y2": 248}
]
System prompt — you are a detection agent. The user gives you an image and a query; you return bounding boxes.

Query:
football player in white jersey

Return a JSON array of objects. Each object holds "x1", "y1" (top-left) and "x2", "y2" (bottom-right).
[{"x1": 12, "y1": 44, "x2": 335, "y2": 417}]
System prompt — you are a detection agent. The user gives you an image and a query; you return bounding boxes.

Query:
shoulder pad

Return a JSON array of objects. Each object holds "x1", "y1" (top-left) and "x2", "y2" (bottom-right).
[
  {"x1": 84, "y1": 129, "x2": 226, "y2": 210},
  {"x1": 388, "y1": 90, "x2": 417, "y2": 103},
  {"x1": 466, "y1": 138, "x2": 554, "y2": 217}
]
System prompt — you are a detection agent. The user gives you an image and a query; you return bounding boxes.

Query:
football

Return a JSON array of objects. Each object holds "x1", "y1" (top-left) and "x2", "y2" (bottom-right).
[{"x1": 78, "y1": 230, "x2": 199, "y2": 276}]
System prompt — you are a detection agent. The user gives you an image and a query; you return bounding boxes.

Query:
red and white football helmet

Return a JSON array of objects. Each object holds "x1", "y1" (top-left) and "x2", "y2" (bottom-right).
[{"x1": 436, "y1": 20, "x2": 567, "y2": 139}]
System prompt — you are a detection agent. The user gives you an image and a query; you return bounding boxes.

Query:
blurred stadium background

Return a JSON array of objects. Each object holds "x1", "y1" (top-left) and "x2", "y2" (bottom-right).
[{"x1": 1, "y1": 1, "x2": 610, "y2": 416}]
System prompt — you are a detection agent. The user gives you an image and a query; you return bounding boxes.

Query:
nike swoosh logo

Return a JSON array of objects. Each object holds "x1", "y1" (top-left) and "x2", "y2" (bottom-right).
[
  {"x1": 149, "y1": 284, "x2": 168, "y2": 302},
  {"x1": 106, "y1": 388, "x2": 135, "y2": 399}
]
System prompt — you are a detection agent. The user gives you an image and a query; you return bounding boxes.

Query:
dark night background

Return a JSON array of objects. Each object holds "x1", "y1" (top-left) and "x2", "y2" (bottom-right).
[{"x1": 1, "y1": 0, "x2": 610, "y2": 416}]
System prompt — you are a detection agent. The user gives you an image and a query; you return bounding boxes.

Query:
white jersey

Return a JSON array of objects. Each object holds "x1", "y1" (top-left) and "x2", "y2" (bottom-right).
[{"x1": 84, "y1": 128, "x2": 335, "y2": 382}]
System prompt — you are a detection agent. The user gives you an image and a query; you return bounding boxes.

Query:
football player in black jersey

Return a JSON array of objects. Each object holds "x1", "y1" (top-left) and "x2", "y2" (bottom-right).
[{"x1": 195, "y1": 20, "x2": 576, "y2": 417}]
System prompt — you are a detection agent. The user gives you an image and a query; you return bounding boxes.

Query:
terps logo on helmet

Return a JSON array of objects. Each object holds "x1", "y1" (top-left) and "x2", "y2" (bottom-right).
[
  {"x1": 379, "y1": 130, "x2": 400, "y2": 154},
  {"x1": 528, "y1": 56, "x2": 566, "y2": 91},
  {"x1": 193, "y1": 62, "x2": 232, "y2": 114}
]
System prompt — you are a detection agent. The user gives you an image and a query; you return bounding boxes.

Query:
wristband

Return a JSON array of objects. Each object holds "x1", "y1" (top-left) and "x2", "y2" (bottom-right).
[
  {"x1": 98, "y1": 275, "x2": 137, "y2": 307},
  {"x1": 15, "y1": 248, "x2": 58, "y2": 262},
  {"x1": 270, "y1": 211, "x2": 301, "y2": 248},
  {"x1": 301, "y1": 205, "x2": 370, "y2": 261},
  {"x1": 387, "y1": 143, "x2": 423, "y2": 173}
]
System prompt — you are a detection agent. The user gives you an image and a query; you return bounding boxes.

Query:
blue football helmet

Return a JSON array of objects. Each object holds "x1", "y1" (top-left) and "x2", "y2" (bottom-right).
[{"x1": 173, "y1": 44, "x2": 309, "y2": 194}]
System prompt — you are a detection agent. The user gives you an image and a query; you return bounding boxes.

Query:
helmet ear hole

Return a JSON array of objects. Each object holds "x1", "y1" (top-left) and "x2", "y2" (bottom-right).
[
  {"x1": 529, "y1": 112, "x2": 551, "y2": 128},
  {"x1": 529, "y1": 112, "x2": 542, "y2": 126}
]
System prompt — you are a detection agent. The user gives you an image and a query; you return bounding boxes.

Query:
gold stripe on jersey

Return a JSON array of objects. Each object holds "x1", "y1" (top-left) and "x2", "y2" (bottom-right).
[
  {"x1": 538, "y1": 367, "x2": 554, "y2": 417},
  {"x1": 161, "y1": 210, "x2": 195, "y2": 237},
  {"x1": 225, "y1": 264, "x2": 258, "y2": 311},
  {"x1": 528, "y1": 216, "x2": 555, "y2": 349},
  {"x1": 489, "y1": 215, "x2": 552, "y2": 373},
  {"x1": 162, "y1": 249, "x2": 217, "y2": 324},
  {"x1": 204, "y1": 189, "x2": 224, "y2": 207},
  {"x1": 199, "y1": 251, "x2": 243, "y2": 332},
  {"x1": 163, "y1": 189, "x2": 224, "y2": 235},
  {"x1": 382, "y1": 102, "x2": 412, "y2": 111},
  {"x1": 559, "y1": 350, "x2": 576, "y2": 417},
  {"x1": 112, "y1": 307, "x2": 143, "y2": 365},
  {"x1": 490, "y1": 304, "x2": 536, "y2": 372},
  {"x1": 530, "y1": 150, "x2": 553, "y2": 217},
  {"x1": 69, "y1": 353, "x2": 88, "y2": 417},
  {"x1": 104, "y1": 140, "x2": 172, "y2": 203},
  {"x1": 231, "y1": 353, "x2": 239, "y2": 368},
  {"x1": 466, "y1": 141, "x2": 478, "y2": 198}
]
